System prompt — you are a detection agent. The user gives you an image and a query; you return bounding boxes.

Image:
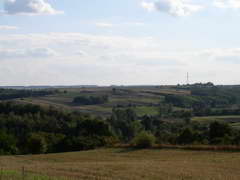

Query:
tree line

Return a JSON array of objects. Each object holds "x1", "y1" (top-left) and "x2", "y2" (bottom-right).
[
  {"x1": 73, "y1": 95, "x2": 109, "y2": 105},
  {"x1": 166, "y1": 86, "x2": 240, "y2": 109},
  {"x1": 1, "y1": 100, "x2": 240, "y2": 155},
  {"x1": 0, "y1": 89, "x2": 57, "y2": 100},
  {"x1": 108, "y1": 107, "x2": 240, "y2": 146},
  {"x1": 0, "y1": 102, "x2": 113, "y2": 155}
]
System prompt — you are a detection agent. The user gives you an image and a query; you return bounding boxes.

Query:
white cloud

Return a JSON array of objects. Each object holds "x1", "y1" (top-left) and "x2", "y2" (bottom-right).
[
  {"x1": 3, "y1": 0, "x2": 63, "y2": 15},
  {"x1": 95, "y1": 22, "x2": 114, "y2": 28},
  {"x1": 75, "y1": 50, "x2": 87, "y2": 56},
  {"x1": 141, "y1": 1, "x2": 156, "y2": 11},
  {"x1": 0, "y1": 48, "x2": 57, "y2": 59},
  {"x1": 95, "y1": 22, "x2": 145, "y2": 28},
  {"x1": 141, "y1": 0, "x2": 204, "y2": 16},
  {"x1": 198, "y1": 48, "x2": 240, "y2": 63},
  {"x1": 26, "y1": 48, "x2": 57, "y2": 57},
  {"x1": 0, "y1": 25, "x2": 18, "y2": 30},
  {"x1": 123, "y1": 22, "x2": 145, "y2": 26},
  {"x1": 0, "y1": 33, "x2": 189, "y2": 85},
  {"x1": 0, "y1": 33, "x2": 240, "y2": 85},
  {"x1": 214, "y1": 0, "x2": 240, "y2": 9}
]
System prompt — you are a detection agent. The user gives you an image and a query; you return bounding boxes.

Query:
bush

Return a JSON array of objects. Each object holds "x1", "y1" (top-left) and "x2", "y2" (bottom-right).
[
  {"x1": 211, "y1": 135, "x2": 233, "y2": 145},
  {"x1": 103, "y1": 136, "x2": 120, "y2": 147},
  {"x1": 177, "y1": 128, "x2": 196, "y2": 145},
  {"x1": 0, "y1": 131, "x2": 18, "y2": 155},
  {"x1": 27, "y1": 133, "x2": 47, "y2": 154},
  {"x1": 58, "y1": 135, "x2": 117, "y2": 152},
  {"x1": 132, "y1": 131, "x2": 156, "y2": 148},
  {"x1": 209, "y1": 121, "x2": 233, "y2": 144}
]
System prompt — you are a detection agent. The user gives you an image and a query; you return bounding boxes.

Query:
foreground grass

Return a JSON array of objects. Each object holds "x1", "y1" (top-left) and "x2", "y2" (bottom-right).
[
  {"x1": 1, "y1": 148, "x2": 240, "y2": 180},
  {"x1": 0, "y1": 170, "x2": 66, "y2": 180}
]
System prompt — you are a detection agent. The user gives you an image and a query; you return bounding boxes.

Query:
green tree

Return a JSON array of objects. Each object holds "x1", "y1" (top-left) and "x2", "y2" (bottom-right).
[
  {"x1": 141, "y1": 115, "x2": 155, "y2": 132},
  {"x1": 109, "y1": 108, "x2": 142, "y2": 142},
  {"x1": 132, "y1": 131, "x2": 156, "y2": 148},
  {"x1": 182, "y1": 111, "x2": 192, "y2": 124},
  {"x1": 27, "y1": 133, "x2": 47, "y2": 154},
  {"x1": 177, "y1": 128, "x2": 195, "y2": 145},
  {"x1": 0, "y1": 131, "x2": 17, "y2": 155},
  {"x1": 158, "y1": 103, "x2": 172, "y2": 118},
  {"x1": 209, "y1": 122, "x2": 233, "y2": 144}
]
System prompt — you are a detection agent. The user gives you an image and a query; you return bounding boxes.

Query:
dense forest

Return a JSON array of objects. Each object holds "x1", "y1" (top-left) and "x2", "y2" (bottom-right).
[{"x1": 0, "y1": 102, "x2": 240, "y2": 155}]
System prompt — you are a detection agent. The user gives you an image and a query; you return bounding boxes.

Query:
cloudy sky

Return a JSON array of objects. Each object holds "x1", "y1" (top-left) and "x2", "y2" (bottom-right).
[{"x1": 0, "y1": 0, "x2": 240, "y2": 86}]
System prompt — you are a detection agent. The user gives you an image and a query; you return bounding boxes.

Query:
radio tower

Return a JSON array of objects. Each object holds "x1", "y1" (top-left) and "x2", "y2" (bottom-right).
[{"x1": 187, "y1": 72, "x2": 189, "y2": 85}]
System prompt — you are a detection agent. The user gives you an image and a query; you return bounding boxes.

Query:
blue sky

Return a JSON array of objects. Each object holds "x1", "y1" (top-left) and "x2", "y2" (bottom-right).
[{"x1": 0, "y1": 0, "x2": 240, "y2": 85}]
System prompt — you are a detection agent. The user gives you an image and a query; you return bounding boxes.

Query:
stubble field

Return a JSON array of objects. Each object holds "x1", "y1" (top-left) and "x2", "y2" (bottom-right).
[{"x1": 1, "y1": 148, "x2": 240, "y2": 180}]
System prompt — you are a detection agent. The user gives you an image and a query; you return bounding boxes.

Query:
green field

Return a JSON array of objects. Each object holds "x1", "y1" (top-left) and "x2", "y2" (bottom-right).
[
  {"x1": 192, "y1": 115, "x2": 240, "y2": 122},
  {"x1": 1, "y1": 148, "x2": 240, "y2": 180},
  {"x1": 15, "y1": 87, "x2": 187, "y2": 117},
  {"x1": 192, "y1": 115, "x2": 240, "y2": 128},
  {"x1": 133, "y1": 106, "x2": 159, "y2": 116}
]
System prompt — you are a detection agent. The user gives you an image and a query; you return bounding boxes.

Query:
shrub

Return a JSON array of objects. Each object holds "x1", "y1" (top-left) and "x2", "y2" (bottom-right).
[
  {"x1": 103, "y1": 136, "x2": 120, "y2": 147},
  {"x1": 209, "y1": 121, "x2": 233, "y2": 144},
  {"x1": 132, "y1": 131, "x2": 156, "y2": 148},
  {"x1": 0, "y1": 131, "x2": 18, "y2": 155},
  {"x1": 27, "y1": 133, "x2": 47, "y2": 154},
  {"x1": 177, "y1": 128, "x2": 195, "y2": 145},
  {"x1": 211, "y1": 135, "x2": 233, "y2": 145}
]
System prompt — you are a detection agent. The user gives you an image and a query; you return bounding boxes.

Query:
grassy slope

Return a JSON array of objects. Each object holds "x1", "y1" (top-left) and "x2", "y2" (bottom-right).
[
  {"x1": 192, "y1": 115, "x2": 240, "y2": 129},
  {"x1": 1, "y1": 148, "x2": 240, "y2": 180},
  {"x1": 192, "y1": 115, "x2": 240, "y2": 121},
  {"x1": 133, "y1": 106, "x2": 159, "y2": 116},
  {"x1": 15, "y1": 87, "x2": 189, "y2": 117}
]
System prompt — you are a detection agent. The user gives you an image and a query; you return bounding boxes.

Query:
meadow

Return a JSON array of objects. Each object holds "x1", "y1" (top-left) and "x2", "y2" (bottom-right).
[
  {"x1": 15, "y1": 86, "x2": 182, "y2": 117},
  {"x1": 192, "y1": 115, "x2": 240, "y2": 129},
  {"x1": 1, "y1": 148, "x2": 240, "y2": 180}
]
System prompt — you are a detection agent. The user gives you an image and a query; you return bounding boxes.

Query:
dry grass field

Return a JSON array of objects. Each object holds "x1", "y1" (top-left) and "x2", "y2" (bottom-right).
[{"x1": 1, "y1": 148, "x2": 240, "y2": 180}]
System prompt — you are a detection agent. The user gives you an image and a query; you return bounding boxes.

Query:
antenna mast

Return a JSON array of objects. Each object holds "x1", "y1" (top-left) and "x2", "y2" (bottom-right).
[{"x1": 187, "y1": 72, "x2": 189, "y2": 85}]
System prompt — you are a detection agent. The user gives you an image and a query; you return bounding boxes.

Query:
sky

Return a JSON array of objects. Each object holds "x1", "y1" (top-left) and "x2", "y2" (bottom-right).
[{"x1": 0, "y1": 0, "x2": 240, "y2": 86}]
